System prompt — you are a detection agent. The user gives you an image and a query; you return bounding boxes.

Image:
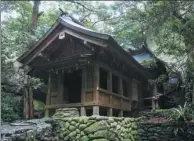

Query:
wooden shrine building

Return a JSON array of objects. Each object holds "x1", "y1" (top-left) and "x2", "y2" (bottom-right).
[{"x1": 18, "y1": 14, "x2": 155, "y2": 117}]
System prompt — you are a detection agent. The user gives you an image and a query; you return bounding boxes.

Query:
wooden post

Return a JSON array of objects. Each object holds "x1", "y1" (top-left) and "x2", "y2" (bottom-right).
[
  {"x1": 108, "y1": 71, "x2": 112, "y2": 106},
  {"x1": 152, "y1": 83, "x2": 157, "y2": 111},
  {"x1": 93, "y1": 106, "x2": 99, "y2": 115},
  {"x1": 107, "y1": 72, "x2": 112, "y2": 91},
  {"x1": 80, "y1": 107, "x2": 86, "y2": 116},
  {"x1": 81, "y1": 68, "x2": 87, "y2": 104},
  {"x1": 58, "y1": 71, "x2": 64, "y2": 104},
  {"x1": 107, "y1": 108, "x2": 113, "y2": 116},
  {"x1": 119, "y1": 77, "x2": 123, "y2": 110},
  {"x1": 24, "y1": 87, "x2": 29, "y2": 119},
  {"x1": 156, "y1": 99, "x2": 159, "y2": 109},
  {"x1": 93, "y1": 63, "x2": 99, "y2": 103},
  {"x1": 152, "y1": 98, "x2": 156, "y2": 111},
  {"x1": 29, "y1": 87, "x2": 34, "y2": 119},
  {"x1": 45, "y1": 71, "x2": 51, "y2": 117},
  {"x1": 119, "y1": 110, "x2": 123, "y2": 117}
]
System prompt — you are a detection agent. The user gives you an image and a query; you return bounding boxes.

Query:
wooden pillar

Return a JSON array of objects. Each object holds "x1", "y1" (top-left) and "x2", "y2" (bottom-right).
[
  {"x1": 63, "y1": 71, "x2": 68, "y2": 104},
  {"x1": 156, "y1": 99, "x2": 159, "y2": 109},
  {"x1": 93, "y1": 106, "x2": 99, "y2": 115},
  {"x1": 81, "y1": 68, "x2": 87, "y2": 104},
  {"x1": 80, "y1": 107, "x2": 86, "y2": 116},
  {"x1": 119, "y1": 77, "x2": 123, "y2": 110},
  {"x1": 45, "y1": 71, "x2": 51, "y2": 117},
  {"x1": 119, "y1": 77, "x2": 123, "y2": 96},
  {"x1": 152, "y1": 98, "x2": 156, "y2": 111},
  {"x1": 107, "y1": 108, "x2": 113, "y2": 116},
  {"x1": 119, "y1": 110, "x2": 123, "y2": 117},
  {"x1": 58, "y1": 71, "x2": 64, "y2": 104},
  {"x1": 107, "y1": 72, "x2": 112, "y2": 91},
  {"x1": 152, "y1": 83, "x2": 157, "y2": 111},
  {"x1": 24, "y1": 87, "x2": 29, "y2": 119},
  {"x1": 29, "y1": 87, "x2": 34, "y2": 119},
  {"x1": 108, "y1": 72, "x2": 112, "y2": 106},
  {"x1": 93, "y1": 63, "x2": 99, "y2": 103}
]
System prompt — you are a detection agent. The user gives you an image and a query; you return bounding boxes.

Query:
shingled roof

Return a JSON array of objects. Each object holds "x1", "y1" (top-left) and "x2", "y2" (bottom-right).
[{"x1": 17, "y1": 14, "x2": 151, "y2": 78}]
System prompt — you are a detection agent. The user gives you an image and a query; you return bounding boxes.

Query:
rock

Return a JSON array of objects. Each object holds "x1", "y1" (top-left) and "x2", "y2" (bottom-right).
[
  {"x1": 76, "y1": 134, "x2": 81, "y2": 139},
  {"x1": 26, "y1": 130, "x2": 36, "y2": 140},
  {"x1": 75, "y1": 129, "x2": 80, "y2": 134},
  {"x1": 116, "y1": 125, "x2": 121, "y2": 130},
  {"x1": 93, "y1": 130, "x2": 109, "y2": 139},
  {"x1": 43, "y1": 136, "x2": 52, "y2": 141},
  {"x1": 52, "y1": 108, "x2": 79, "y2": 119},
  {"x1": 69, "y1": 125, "x2": 76, "y2": 131},
  {"x1": 71, "y1": 121, "x2": 77, "y2": 126},
  {"x1": 92, "y1": 139, "x2": 109, "y2": 141},
  {"x1": 69, "y1": 131, "x2": 77, "y2": 138},
  {"x1": 64, "y1": 135, "x2": 70, "y2": 141},
  {"x1": 15, "y1": 132, "x2": 26, "y2": 141},
  {"x1": 1, "y1": 119, "x2": 52, "y2": 141},
  {"x1": 79, "y1": 124, "x2": 87, "y2": 130},
  {"x1": 80, "y1": 136, "x2": 89, "y2": 141},
  {"x1": 80, "y1": 131, "x2": 85, "y2": 136},
  {"x1": 84, "y1": 121, "x2": 108, "y2": 134}
]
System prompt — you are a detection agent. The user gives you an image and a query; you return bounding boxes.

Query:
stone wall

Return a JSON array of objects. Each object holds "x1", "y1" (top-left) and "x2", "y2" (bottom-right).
[
  {"x1": 54, "y1": 116, "x2": 140, "y2": 141},
  {"x1": 137, "y1": 121, "x2": 194, "y2": 141},
  {"x1": 1, "y1": 118, "x2": 54, "y2": 141},
  {"x1": 137, "y1": 122, "x2": 172, "y2": 141}
]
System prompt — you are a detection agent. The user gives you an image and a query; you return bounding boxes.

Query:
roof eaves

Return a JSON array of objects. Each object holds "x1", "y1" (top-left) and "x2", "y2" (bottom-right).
[
  {"x1": 17, "y1": 22, "x2": 60, "y2": 63},
  {"x1": 58, "y1": 16, "x2": 110, "y2": 41}
]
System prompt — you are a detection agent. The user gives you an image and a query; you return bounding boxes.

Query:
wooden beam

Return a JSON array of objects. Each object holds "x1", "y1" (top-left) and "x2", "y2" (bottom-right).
[
  {"x1": 63, "y1": 29, "x2": 108, "y2": 48},
  {"x1": 45, "y1": 71, "x2": 51, "y2": 117},
  {"x1": 24, "y1": 33, "x2": 60, "y2": 66},
  {"x1": 46, "y1": 103, "x2": 83, "y2": 109}
]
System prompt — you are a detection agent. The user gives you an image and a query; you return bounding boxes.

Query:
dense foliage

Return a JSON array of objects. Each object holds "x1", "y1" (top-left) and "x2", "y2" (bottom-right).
[{"x1": 1, "y1": 92, "x2": 23, "y2": 122}]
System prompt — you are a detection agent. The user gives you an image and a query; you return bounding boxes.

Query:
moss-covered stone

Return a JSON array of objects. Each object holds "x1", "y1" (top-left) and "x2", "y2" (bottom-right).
[
  {"x1": 80, "y1": 135, "x2": 89, "y2": 141},
  {"x1": 69, "y1": 125, "x2": 76, "y2": 131},
  {"x1": 69, "y1": 131, "x2": 77, "y2": 138},
  {"x1": 64, "y1": 135, "x2": 70, "y2": 141},
  {"x1": 79, "y1": 124, "x2": 87, "y2": 130},
  {"x1": 92, "y1": 139, "x2": 109, "y2": 141},
  {"x1": 93, "y1": 130, "x2": 109, "y2": 139},
  {"x1": 84, "y1": 120, "x2": 108, "y2": 134}
]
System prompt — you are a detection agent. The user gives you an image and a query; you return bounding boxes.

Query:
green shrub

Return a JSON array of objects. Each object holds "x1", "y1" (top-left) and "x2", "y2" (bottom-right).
[{"x1": 1, "y1": 91, "x2": 23, "y2": 122}]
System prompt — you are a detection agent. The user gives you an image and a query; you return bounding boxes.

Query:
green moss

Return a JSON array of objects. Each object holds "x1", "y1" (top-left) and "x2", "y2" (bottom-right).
[
  {"x1": 79, "y1": 124, "x2": 87, "y2": 130},
  {"x1": 80, "y1": 136, "x2": 89, "y2": 141},
  {"x1": 69, "y1": 125, "x2": 76, "y2": 131},
  {"x1": 33, "y1": 99, "x2": 45, "y2": 111},
  {"x1": 69, "y1": 131, "x2": 77, "y2": 138},
  {"x1": 93, "y1": 130, "x2": 109, "y2": 139},
  {"x1": 84, "y1": 120, "x2": 108, "y2": 134}
]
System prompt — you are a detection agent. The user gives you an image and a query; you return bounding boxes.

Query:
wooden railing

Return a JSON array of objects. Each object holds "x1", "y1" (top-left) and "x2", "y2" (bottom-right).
[{"x1": 98, "y1": 88, "x2": 131, "y2": 110}]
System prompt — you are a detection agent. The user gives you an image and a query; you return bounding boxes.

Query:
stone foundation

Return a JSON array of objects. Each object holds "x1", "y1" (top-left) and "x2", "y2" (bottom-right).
[{"x1": 55, "y1": 116, "x2": 139, "y2": 141}]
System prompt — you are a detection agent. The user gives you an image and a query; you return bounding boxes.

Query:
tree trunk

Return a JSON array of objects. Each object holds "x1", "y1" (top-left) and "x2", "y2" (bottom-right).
[{"x1": 31, "y1": 0, "x2": 41, "y2": 31}]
